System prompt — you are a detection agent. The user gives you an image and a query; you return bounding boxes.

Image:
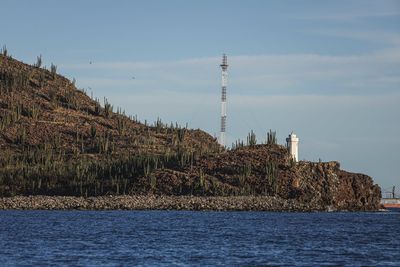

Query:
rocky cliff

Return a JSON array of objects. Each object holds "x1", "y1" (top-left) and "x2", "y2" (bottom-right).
[{"x1": 148, "y1": 145, "x2": 381, "y2": 211}]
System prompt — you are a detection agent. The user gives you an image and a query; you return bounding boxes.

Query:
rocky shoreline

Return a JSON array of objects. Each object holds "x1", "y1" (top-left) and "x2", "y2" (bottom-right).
[{"x1": 0, "y1": 195, "x2": 375, "y2": 211}]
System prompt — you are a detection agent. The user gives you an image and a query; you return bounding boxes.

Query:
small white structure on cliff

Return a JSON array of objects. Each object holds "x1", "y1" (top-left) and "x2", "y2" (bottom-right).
[{"x1": 286, "y1": 132, "x2": 299, "y2": 162}]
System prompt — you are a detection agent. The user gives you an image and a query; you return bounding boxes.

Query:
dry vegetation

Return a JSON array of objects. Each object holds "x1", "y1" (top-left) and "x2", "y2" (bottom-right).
[
  {"x1": 0, "y1": 49, "x2": 381, "y2": 211},
  {"x1": 0, "y1": 50, "x2": 220, "y2": 196}
]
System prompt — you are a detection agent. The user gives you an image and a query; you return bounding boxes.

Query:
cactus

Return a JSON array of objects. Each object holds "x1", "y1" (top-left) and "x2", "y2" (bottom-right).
[
  {"x1": 50, "y1": 63, "x2": 57, "y2": 78},
  {"x1": 1, "y1": 45, "x2": 7, "y2": 57},
  {"x1": 267, "y1": 129, "x2": 277, "y2": 145},
  {"x1": 150, "y1": 174, "x2": 157, "y2": 191},
  {"x1": 94, "y1": 98, "x2": 101, "y2": 115},
  {"x1": 265, "y1": 161, "x2": 279, "y2": 195},
  {"x1": 242, "y1": 162, "x2": 252, "y2": 178},
  {"x1": 95, "y1": 131, "x2": 112, "y2": 154},
  {"x1": 232, "y1": 139, "x2": 244, "y2": 149},
  {"x1": 104, "y1": 97, "x2": 113, "y2": 118},
  {"x1": 247, "y1": 130, "x2": 257, "y2": 146},
  {"x1": 34, "y1": 55, "x2": 42, "y2": 68},
  {"x1": 117, "y1": 117, "x2": 127, "y2": 135},
  {"x1": 154, "y1": 117, "x2": 163, "y2": 133},
  {"x1": 23, "y1": 103, "x2": 40, "y2": 119},
  {"x1": 177, "y1": 127, "x2": 185, "y2": 143},
  {"x1": 16, "y1": 127, "x2": 27, "y2": 145}
]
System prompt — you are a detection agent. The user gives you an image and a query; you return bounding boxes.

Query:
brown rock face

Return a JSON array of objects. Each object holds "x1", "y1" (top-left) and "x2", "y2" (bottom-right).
[
  {"x1": 335, "y1": 171, "x2": 381, "y2": 210},
  {"x1": 291, "y1": 161, "x2": 381, "y2": 210},
  {"x1": 150, "y1": 145, "x2": 381, "y2": 211}
]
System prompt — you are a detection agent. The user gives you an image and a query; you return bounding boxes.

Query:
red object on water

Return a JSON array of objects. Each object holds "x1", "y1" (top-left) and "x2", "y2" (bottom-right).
[{"x1": 381, "y1": 199, "x2": 400, "y2": 212}]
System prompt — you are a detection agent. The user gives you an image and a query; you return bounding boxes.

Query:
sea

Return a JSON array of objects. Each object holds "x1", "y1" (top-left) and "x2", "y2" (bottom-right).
[{"x1": 0, "y1": 211, "x2": 399, "y2": 266}]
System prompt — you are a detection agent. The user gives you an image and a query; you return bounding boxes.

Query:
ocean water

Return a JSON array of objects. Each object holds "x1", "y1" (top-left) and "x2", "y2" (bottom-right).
[{"x1": 0, "y1": 211, "x2": 399, "y2": 266}]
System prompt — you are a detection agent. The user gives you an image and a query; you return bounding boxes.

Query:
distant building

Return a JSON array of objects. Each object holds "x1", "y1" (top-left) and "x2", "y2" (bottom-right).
[{"x1": 286, "y1": 132, "x2": 299, "y2": 162}]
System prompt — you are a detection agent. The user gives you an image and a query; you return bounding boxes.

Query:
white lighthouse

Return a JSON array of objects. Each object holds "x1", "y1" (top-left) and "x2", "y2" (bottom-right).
[
  {"x1": 219, "y1": 54, "x2": 228, "y2": 147},
  {"x1": 286, "y1": 132, "x2": 299, "y2": 162}
]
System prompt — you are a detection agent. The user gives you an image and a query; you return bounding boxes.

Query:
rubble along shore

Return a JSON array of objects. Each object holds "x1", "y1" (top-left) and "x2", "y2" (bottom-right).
[{"x1": 0, "y1": 195, "x2": 371, "y2": 211}]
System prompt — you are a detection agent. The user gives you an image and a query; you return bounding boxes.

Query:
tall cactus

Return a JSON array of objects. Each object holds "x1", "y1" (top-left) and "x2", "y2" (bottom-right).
[
  {"x1": 247, "y1": 130, "x2": 257, "y2": 146},
  {"x1": 267, "y1": 129, "x2": 277, "y2": 145}
]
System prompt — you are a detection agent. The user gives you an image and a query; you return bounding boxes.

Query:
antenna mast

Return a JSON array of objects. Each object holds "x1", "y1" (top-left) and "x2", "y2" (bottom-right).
[{"x1": 219, "y1": 54, "x2": 228, "y2": 147}]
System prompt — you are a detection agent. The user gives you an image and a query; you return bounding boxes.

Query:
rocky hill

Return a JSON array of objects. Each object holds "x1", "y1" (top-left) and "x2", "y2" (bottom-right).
[
  {"x1": 149, "y1": 145, "x2": 381, "y2": 210},
  {"x1": 0, "y1": 52, "x2": 220, "y2": 196},
  {"x1": 0, "y1": 52, "x2": 381, "y2": 211}
]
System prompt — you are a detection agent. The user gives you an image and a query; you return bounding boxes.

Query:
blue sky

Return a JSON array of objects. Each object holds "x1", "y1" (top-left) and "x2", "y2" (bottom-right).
[{"x1": 1, "y1": 0, "x2": 400, "y2": 191}]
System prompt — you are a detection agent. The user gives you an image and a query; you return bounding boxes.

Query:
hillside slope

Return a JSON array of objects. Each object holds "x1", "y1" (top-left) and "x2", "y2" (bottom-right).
[
  {"x1": 0, "y1": 53, "x2": 220, "y2": 196},
  {"x1": 0, "y1": 53, "x2": 381, "y2": 211},
  {"x1": 0, "y1": 54, "x2": 220, "y2": 154}
]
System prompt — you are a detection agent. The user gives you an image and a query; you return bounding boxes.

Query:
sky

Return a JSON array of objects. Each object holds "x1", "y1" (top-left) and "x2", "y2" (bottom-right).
[{"x1": 1, "y1": 0, "x2": 399, "y2": 191}]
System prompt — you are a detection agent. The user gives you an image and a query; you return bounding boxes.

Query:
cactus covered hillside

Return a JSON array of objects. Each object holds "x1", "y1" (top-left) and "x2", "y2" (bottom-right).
[
  {"x1": 0, "y1": 51, "x2": 380, "y2": 211},
  {"x1": 0, "y1": 51, "x2": 221, "y2": 195}
]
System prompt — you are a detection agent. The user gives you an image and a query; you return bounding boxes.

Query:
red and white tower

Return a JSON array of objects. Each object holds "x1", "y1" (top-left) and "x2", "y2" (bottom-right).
[{"x1": 219, "y1": 54, "x2": 228, "y2": 147}]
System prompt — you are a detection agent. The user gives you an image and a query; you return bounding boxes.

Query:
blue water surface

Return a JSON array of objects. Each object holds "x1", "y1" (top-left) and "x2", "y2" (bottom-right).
[{"x1": 0, "y1": 211, "x2": 399, "y2": 266}]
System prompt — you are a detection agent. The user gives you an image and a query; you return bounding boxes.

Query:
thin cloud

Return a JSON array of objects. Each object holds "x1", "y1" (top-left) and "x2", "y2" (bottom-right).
[
  {"x1": 293, "y1": 11, "x2": 400, "y2": 21},
  {"x1": 65, "y1": 48, "x2": 399, "y2": 97},
  {"x1": 307, "y1": 29, "x2": 400, "y2": 45},
  {"x1": 60, "y1": 57, "x2": 217, "y2": 71},
  {"x1": 290, "y1": 3, "x2": 400, "y2": 22}
]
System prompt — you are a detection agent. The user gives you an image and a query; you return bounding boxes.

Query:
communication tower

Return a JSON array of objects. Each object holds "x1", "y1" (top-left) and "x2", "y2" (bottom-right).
[{"x1": 219, "y1": 54, "x2": 228, "y2": 147}]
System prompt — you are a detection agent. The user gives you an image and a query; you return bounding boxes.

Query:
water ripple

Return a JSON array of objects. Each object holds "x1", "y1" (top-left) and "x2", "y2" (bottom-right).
[{"x1": 0, "y1": 211, "x2": 399, "y2": 266}]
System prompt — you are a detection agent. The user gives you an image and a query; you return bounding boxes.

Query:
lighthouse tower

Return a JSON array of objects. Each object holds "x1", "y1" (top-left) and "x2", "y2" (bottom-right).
[
  {"x1": 286, "y1": 132, "x2": 299, "y2": 162},
  {"x1": 219, "y1": 54, "x2": 228, "y2": 147}
]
